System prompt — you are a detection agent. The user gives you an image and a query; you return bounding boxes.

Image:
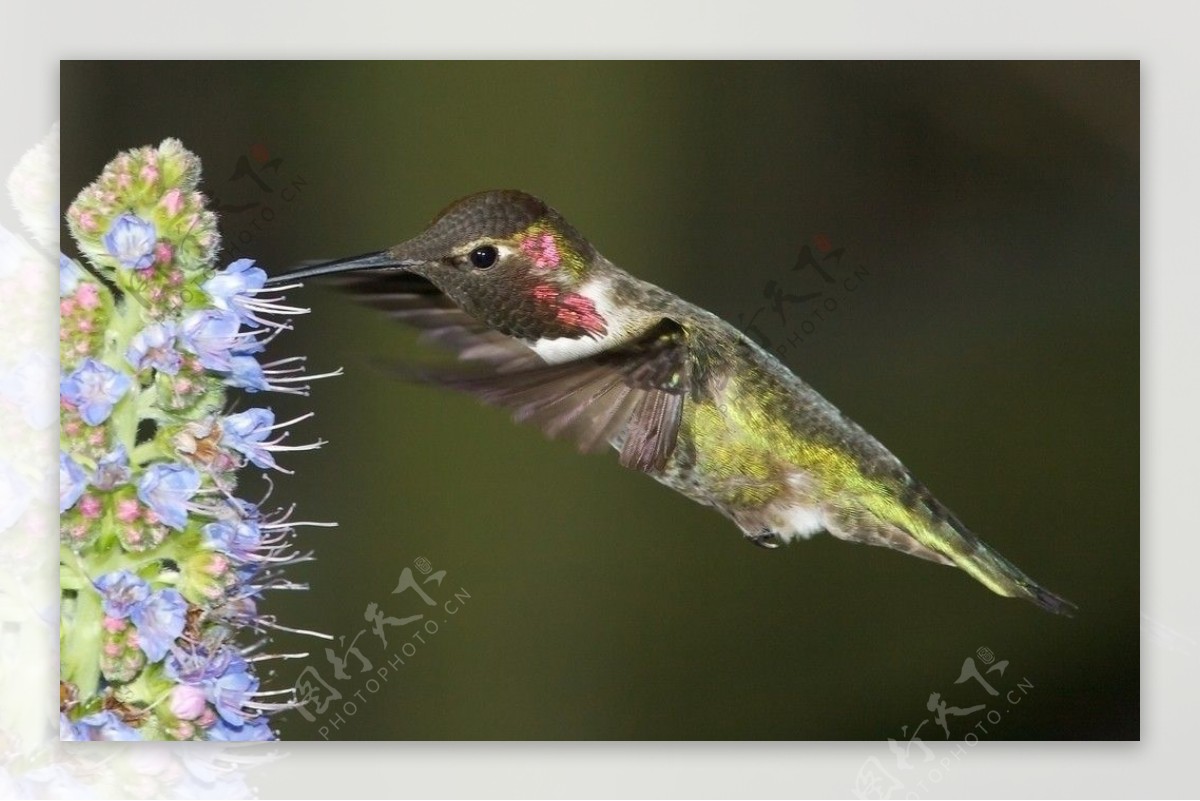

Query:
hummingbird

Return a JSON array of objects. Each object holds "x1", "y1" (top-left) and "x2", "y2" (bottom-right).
[{"x1": 267, "y1": 190, "x2": 1075, "y2": 615}]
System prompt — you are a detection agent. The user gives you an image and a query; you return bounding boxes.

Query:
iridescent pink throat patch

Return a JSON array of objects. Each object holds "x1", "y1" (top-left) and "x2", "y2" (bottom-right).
[{"x1": 531, "y1": 283, "x2": 608, "y2": 336}]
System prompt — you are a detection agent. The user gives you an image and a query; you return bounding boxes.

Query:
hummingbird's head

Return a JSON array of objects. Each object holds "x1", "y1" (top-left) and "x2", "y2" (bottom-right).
[{"x1": 275, "y1": 190, "x2": 613, "y2": 342}]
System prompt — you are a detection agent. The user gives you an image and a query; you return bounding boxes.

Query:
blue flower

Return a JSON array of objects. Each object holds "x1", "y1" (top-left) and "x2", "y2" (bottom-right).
[
  {"x1": 220, "y1": 408, "x2": 278, "y2": 469},
  {"x1": 203, "y1": 259, "x2": 266, "y2": 319},
  {"x1": 202, "y1": 520, "x2": 261, "y2": 560},
  {"x1": 126, "y1": 321, "x2": 182, "y2": 375},
  {"x1": 203, "y1": 258, "x2": 308, "y2": 331},
  {"x1": 59, "y1": 450, "x2": 87, "y2": 512},
  {"x1": 130, "y1": 587, "x2": 187, "y2": 662},
  {"x1": 60, "y1": 712, "x2": 85, "y2": 741},
  {"x1": 92, "y1": 444, "x2": 131, "y2": 490},
  {"x1": 60, "y1": 254, "x2": 83, "y2": 296},
  {"x1": 94, "y1": 570, "x2": 151, "y2": 619},
  {"x1": 60, "y1": 358, "x2": 132, "y2": 425},
  {"x1": 165, "y1": 643, "x2": 240, "y2": 686},
  {"x1": 179, "y1": 309, "x2": 262, "y2": 371},
  {"x1": 222, "y1": 495, "x2": 261, "y2": 521},
  {"x1": 206, "y1": 659, "x2": 258, "y2": 725},
  {"x1": 167, "y1": 647, "x2": 263, "y2": 727},
  {"x1": 103, "y1": 213, "x2": 157, "y2": 270},
  {"x1": 137, "y1": 462, "x2": 200, "y2": 531},
  {"x1": 222, "y1": 354, "x2": 334, "y2": 395},
  {"x1": 74, "y1": 710, "x2": 142, "y2": 741},
  {"x1": 206, "y1": 717, "x2": 274, "y2": 741},
  {"x1": 224, "y1": 355, "x2": 270, "y2": 392}
]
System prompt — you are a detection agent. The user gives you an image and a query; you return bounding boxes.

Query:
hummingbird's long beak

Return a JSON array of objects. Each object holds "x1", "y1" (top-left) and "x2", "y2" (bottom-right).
[{"x1": 263, "y1": 250, "x2": 413, "y2": 286}]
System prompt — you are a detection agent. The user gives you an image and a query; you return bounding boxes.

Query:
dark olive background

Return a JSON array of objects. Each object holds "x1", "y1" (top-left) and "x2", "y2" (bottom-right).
[{"x1": 62, "y1": 61, "x2": 1138, "y2": 740}]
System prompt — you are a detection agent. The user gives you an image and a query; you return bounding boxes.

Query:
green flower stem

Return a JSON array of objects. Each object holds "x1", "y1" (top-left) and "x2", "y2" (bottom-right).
[
  {"x1": 107, "y1": 298, "x2": 146, "y2": 459},
  {"x1": 61, "y1": 569, "x2": 103, "y2": 699}
]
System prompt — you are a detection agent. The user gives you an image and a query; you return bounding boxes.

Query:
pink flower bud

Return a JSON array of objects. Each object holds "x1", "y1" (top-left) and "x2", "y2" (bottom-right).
[
  {"x1": 116, "y1": 499, "x2": 140, "y2": 522},
  {"x1": 77, "y1": 282, "x2": 101, "y2": 310},
  {"x1": 169, "y1": 684, "x2": 208, "y2": 720},
  {"x1": 79, "y1": 494, "x2": 102, "y2": 519},
  {"x1": 161, "y1": 188, "x2": 184, "y2": 216},
  {"x1": 206, "y1": 554, "x2": 229, "y2": 576}
]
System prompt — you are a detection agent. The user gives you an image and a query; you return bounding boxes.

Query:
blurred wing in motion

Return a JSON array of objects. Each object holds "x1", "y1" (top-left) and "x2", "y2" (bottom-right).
[{"x1": 336, "y1": 271, "x2": 691, "y2": 473}]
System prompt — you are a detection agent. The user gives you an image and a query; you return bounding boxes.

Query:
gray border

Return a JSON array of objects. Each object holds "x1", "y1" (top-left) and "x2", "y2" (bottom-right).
[{"x1": 6, "y1": 2, "x2": 1189, "y2": 796}]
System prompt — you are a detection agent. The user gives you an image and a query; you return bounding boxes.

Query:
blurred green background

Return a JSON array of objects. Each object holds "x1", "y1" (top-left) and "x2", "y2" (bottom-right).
[{"x1": 61, "y1": 61, "x2": 1138, "y2": 740}]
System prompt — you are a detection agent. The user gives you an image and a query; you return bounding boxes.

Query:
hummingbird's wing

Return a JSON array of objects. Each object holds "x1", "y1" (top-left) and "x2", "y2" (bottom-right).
[
  {"x1": 333, "y1": 271, "x2": 690, "y2": 473},
  {"x1": 425, "y1": 318, "x2": 690, "y2": 473}
]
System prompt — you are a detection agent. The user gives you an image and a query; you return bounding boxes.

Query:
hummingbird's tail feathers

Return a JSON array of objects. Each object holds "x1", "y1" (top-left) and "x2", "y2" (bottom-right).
[
  {"x1": 823, "y1": 505, "x2": 955, "y2": 565},
  {"x1": 930, "y1": 517, "x2": 1077, "y2": 617},
  {"x1": 1022, "y1": 583, "x2": 1079, "y2": 617},
  {"x1": 857, "y1": 485, "x2": 1079, "y2": 616}
]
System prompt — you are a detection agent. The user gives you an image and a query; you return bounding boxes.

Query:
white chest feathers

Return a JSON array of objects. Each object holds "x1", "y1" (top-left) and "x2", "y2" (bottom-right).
[{"x1": 528, "y1": 275, "x2": 645, "y2": 364}]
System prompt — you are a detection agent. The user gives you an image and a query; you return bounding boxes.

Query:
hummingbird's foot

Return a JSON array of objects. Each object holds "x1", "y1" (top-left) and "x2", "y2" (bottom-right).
[{"x1": 745, "y1": 529, "x2": 783, "y2": 549}]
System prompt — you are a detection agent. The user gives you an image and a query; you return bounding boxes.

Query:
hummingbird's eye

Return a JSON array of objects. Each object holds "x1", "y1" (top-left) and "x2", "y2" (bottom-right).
[{"x1": 469, "y1": 245, "x2": 498, "y2": 270}]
